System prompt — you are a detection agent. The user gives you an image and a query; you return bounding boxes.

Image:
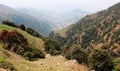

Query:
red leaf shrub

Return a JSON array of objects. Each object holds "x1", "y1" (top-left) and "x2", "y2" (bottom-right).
[{"x1": 0, "y1": 30, "x2": 28, "y2": 45}]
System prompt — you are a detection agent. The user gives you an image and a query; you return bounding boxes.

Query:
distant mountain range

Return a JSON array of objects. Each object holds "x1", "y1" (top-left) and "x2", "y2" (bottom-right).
[
  {"x1": 0, "y1": 4, "x2": 89, "y2": 36},
  {"x1": 0, "y1": 4, "x2": 52, "y2": 36},
  {"x1": 17, "y1": 8, "x2": 89, "y2": 30}
]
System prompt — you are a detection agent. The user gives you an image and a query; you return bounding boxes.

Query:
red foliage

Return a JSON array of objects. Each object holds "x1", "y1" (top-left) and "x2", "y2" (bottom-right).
[{"x1": 0, "y1": 30, "x2": 28, "y2": 45}]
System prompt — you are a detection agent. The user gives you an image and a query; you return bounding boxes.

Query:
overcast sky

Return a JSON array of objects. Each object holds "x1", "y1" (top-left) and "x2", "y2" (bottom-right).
[{"x1": 0, "y1": 0, "x2": 120, "y2": 13}]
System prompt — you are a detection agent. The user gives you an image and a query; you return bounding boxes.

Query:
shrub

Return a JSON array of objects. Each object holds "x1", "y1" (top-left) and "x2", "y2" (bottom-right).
[
  {"x1": 19, "y1": 24, "x2": 26, "y2": 31},
  {"x1": 23, "y1": 52, "x2": 33, "y2": 60},
  {"x1": 49, "y1": 50, "x2": 61, "y2": 55},
  {"x1": 26, "y1": 28, "x2": 41, "y2": 38},
  {"x1": 112, "y1": 58, "x2": 120, "y2": 71},
  {"x1": 32, "y1": 48, "x2": 45, "y2": 58},
  {"x1": 0, "y1": 30, "x2": 44, "y2": 60},
  {"x1": 2, "y1": 20, "x2": 16, "y2": 27},
  {"x1": 44, "y1": 38, "x2": 61, "y2": 55},
  {"x1": 64, "y1": 45, "x2": 87, "y2": 63},
  {"x1": 0, "y1": 62, "x2": 17, "y2": 71},
  {"x1": 88, "y1": 49, "x2": 113, "y2": 71}
]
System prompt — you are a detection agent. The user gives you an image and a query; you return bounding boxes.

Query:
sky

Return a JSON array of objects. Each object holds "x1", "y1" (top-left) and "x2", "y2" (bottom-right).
[{"x1": 0, "y1": 0, "x2": 120, "y2": 13}]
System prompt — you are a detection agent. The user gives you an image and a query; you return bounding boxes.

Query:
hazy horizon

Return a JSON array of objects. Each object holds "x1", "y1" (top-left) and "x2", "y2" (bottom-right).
[{"x1": 0, "y1": 0, "x2": 120, "y2": 13}]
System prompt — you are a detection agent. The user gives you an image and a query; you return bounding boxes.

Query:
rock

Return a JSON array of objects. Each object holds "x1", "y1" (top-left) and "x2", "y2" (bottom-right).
[{"x1": 45, "y1": 54, "x2": 51, "y2": 58}]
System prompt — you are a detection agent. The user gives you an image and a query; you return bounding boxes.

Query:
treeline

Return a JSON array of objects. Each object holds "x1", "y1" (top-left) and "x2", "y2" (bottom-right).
[
  {"x1": 1, "y1": 20, "x2": 42, "y2": 38},
  {"x1": 61, "y1": 44, "x2": 120, "y2": 71}
]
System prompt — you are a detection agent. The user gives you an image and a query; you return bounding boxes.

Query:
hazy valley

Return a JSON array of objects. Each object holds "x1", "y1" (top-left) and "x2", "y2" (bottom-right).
[{"x1": 0, "y1": 1, "x2": 120, "y2": 71}]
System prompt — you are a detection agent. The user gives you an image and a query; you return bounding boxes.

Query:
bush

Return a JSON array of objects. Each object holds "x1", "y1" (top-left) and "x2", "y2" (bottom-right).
[
  {"x1": 64, "y1": 45, "x2": 87, "y2": 63},
  {"x1": 2, "y1": 20, "x2": 16, "y2": 27},
  {"x1": 0, "y1": 62, "x2": 17, "y2": 71},
  {"x1": 26, "y1": 28, "x2": 41, "y2": 38},
  {"x1": 0, "y1": 30, "x2": 44, "y2": 60},
  {"x1": 32, "y1": 48, "x2": 45, "y2": 58},
  {"x1": 23, "y1": 52, "x2": 33, "y2": 60},
  {"x1": 88, "y1": 49, "x2": 113, "y2": 71},
  {"x1": 49, "y1": 50, "x2": 61, "y2": 55},
  {"x1": 44, "y1": 38, "x2": 61, "y2": 55},
  {"x1": 19, "y1": 24, "x2": 26, "y2": 31},
  {"x1": 112, "y1": 58, "x2": 120, "y2": 71}
]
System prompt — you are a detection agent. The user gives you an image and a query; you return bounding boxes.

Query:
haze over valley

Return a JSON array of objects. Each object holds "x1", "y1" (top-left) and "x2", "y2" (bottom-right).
[{"x1": 0, "y1": 0, "x2": 120, "y2": 71}]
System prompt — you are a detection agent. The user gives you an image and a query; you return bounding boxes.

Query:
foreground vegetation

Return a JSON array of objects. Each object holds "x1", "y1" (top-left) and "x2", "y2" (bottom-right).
[{"x1": 0, "y1": 2, "x2": 120, "y2": 71}]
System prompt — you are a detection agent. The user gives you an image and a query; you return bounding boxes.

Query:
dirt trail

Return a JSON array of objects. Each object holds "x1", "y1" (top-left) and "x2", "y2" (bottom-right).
[{"x1": 7, "y1": 53, "x2": 88, "y2": 71}]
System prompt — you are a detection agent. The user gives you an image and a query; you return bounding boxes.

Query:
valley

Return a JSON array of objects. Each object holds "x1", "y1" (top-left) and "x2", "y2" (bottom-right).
[{"x1": 0, "y1": 1, "x2": 120, "y2": 71}]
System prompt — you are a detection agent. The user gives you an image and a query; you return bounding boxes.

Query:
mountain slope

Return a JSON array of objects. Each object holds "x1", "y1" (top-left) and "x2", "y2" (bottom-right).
[
  {"x1": 0, "y1": 4, "x2": 52, "y2": 36},
  {"x1": 55, "y1": 9, "x2": 89, "y2": 29},
  {"x1": 0, "y1": 24, "x2": 45, "y2": 52},
  {"x1": 49, "y1": 2, "x2": 120, "y2": 56},
  {"x1": 17, "y1": 8, "x2": 89, "y2": 30},
  {"x1": 16, "y1": 8, "x2": 56, "y2": 30},
  {"x1": 0, "y1": 24, "x2": 88, "y2": 71}
]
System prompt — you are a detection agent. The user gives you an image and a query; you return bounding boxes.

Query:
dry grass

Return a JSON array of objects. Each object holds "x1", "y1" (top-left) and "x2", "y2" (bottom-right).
[
  {"x1": 0, "y1": 24, "x2": 88, "y2": 71},
  {"x1": 6, "y1": 52, "x2": 88, "y2": 71},
  {"x1": 54, "y1": 27, "x2": 69, "y2": 38}
]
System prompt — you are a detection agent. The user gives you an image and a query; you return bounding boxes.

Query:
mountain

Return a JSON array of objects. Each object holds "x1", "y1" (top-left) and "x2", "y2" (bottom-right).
[
  {"x1": 17, "y1": 8, "x2": 89, "y2": 30},
  {"x1": 16, "y1": 8, "x2": 57, "y2": 29},
  {"x1": 55, "y1": 9, "x2": 89, "y2": 29},
  {"x1": 49, "y1": 2, "x2": 120, "y2": 56},
  {"x1": 0, "y1": 24, "x2": 88, "y2": 71},
  {"x1": 0, "y1": 4, "x2": 52, "y2": 36}
]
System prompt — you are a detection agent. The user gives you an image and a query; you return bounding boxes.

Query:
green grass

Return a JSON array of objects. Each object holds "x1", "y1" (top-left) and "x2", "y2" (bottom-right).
[
  {"x1": 0, "y1": 24, "x2": 44, "y2": 52},
  {"x1": 0, "y1": 57, "x2": 5, "y2": 62}
]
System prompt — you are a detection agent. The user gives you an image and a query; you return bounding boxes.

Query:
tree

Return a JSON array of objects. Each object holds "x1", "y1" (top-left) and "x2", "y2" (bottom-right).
[
  {"x1": 2, "y1": 20, "x2": 16, "y2": 27},
  {"x1": 26, "y1": 27, "x2": 41, "y2": 38},
  {"x1": 71, "y1": 46, "x2": 87, "y2": 63},
  {"x1": 44, "y1": 38, "x2": 61, "y2": 55},
  {"x1": 65, "y1": 45, "x2": 87, "y2": 63},
  {"x1": 19, "y1": 24, "x2": 26, "y2": 31},
  {"x1": 88, "y1": 49, "x2": 113, "y2": 71},
  {"x1": 112, "y1": 58, "x2": 120, "y2": 71}
]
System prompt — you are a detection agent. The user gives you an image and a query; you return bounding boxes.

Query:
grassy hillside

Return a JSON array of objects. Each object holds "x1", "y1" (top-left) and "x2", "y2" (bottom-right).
[
  {"x1": 0, "y1": 24, "x2": 45, "y2": 52},
  {"x1": 0, "y1": 24, "x2": 88, "y2": 71}
]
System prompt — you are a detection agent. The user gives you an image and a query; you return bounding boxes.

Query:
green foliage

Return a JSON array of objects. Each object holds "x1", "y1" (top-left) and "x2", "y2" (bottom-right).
[
  {"x1": 49, "y1": 50, "x2": 61, "y2": 55},
  {"x1": 112, "y1": 58, "x2": 120, "y2": 71},
  {"x1": 0, "y1": 62, "x2": 17, "y2": 71},
  {"x1": 49, "y1": 2, "x2": 120, "y2": 51},
  {"x1": 112, "y1": 29, "x2": 120, "y2": 42},
  {"x1": 82, "y1": 28, "x2": 98, "y2": 48},
  {"x1": 65, "y1": 45, "x2": 87, "y2": 63},
  {"x1": 26, "y1": 27, "x2": 42, "y2": 38},
  {"x1": 88, "y1": 49, "x2": 113, "y2": 71},
  {"x1": 71, "y1": 46, "x2": 87, "y2": 63},
  {"x1": 23, "y1": 52, "x2": 33, "y2": 60},
  {"x1": 2, "y1": 20, "x2": 16, "y2": 27},
  {"x1": 32, "y1": 48, "x2": 45, "y2": 58},
  {"x1": 0, "y1": 57, "x2": 5, "y2": 63},
  {"x1": 23, "y1": 47, "x2": 45, "y2": 61},
  {"x1": 0, "y1": 30, "x2": 45, "y2": 60},
  {"x1": 44, "y1": 38, "x2": 61, "y2": 55},
  {"x1": 10, "y1": 65, "x2": 18, "y2": 71}
]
